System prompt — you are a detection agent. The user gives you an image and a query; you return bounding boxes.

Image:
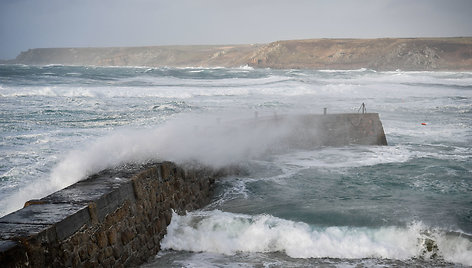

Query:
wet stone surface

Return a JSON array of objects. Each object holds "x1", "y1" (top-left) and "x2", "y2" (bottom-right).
[{"x1": 0, "y1": 161, "x2": 221, "y2": 267}]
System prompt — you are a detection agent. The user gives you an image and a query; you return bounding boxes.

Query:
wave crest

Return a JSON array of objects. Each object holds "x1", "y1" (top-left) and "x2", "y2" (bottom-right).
[{"x1": 161, "y1": 210, "x2": 472, "y2": 266}]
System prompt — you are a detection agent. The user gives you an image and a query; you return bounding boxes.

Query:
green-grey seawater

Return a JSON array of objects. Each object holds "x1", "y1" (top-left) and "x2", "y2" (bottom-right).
[{"x1": 1, "y1": 65, "x2": 471, "y2": 267}]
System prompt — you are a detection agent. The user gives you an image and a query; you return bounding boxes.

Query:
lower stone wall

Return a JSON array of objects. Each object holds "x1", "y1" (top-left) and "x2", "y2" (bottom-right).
[{"x1": 0, "y1": 161, "x2": 223, "y2": 267}]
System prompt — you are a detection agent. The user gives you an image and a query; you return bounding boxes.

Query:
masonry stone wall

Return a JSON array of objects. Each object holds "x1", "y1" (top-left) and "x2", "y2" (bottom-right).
[{"x1": 0, "y1": 162, "x2": 222, "y2": 267}]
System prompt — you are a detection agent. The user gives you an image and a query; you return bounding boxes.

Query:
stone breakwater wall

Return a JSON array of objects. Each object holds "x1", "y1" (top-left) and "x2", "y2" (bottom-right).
[
  {"x1": 0, "y1": 162, "x2": 225, "y2": 267},
  {"x1": 0, "y1": 112, "x2": 387, "y2": 267},
  {"x1": 252, "y1": 112, "x2": 388, "y2": 147}
]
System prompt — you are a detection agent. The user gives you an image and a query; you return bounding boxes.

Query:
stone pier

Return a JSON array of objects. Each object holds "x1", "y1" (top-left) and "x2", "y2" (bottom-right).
[
  {"x1": 0, "y1": 162, "x2": 226, "y2": 267},
  {"x1": 246, "y1": 112, "x2": 388, "y2": 147},
  {"x1": 0, "y1": 112, "x2": 387, "y2": 267}
]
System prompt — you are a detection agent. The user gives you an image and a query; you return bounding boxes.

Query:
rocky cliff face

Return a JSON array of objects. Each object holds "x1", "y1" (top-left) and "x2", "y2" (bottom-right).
[
  {"x1": 249, "y1": 38, "x2": 472, "y2": 70},
  {"x1": 12, "y1": 45, "x2": 259, "y2": 67},
  {"x1": 8, "y1": 38, "x2": 472, "y2": 71}
]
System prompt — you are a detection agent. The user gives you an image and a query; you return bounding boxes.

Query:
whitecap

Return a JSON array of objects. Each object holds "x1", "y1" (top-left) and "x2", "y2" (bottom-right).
[{"x1": 161, "y1": 210, "x2": 472, "y2": 266}]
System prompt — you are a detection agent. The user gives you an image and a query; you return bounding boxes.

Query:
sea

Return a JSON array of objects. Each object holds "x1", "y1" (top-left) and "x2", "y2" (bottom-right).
[{"x1": 0, "y1": 64, "x2": 471, "y2": 267}]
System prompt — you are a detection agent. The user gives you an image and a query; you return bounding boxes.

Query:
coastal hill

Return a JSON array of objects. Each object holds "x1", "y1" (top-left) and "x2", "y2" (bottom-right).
[{"x1": 4, "y1": 37, "x2": 472, "y2": 71}]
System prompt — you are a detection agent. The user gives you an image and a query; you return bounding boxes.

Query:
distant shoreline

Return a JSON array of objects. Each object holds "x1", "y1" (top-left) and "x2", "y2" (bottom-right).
[{"x1": 2, "y1": 37, "x2": 471, "y2": 71}]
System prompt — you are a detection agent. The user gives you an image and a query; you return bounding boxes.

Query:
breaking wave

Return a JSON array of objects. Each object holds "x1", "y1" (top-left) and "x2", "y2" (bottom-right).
[{"x1": 161, "y1": 210, "x2": 472, "y2": 266}]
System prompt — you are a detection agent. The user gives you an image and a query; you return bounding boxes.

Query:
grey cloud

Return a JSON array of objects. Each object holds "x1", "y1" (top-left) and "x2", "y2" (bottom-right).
[{"x1": 1, "y1": 0, "x2": 471, "y2": 59}]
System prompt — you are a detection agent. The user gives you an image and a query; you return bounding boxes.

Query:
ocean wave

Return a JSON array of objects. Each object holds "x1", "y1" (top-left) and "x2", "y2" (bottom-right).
[
  {"x1": 161, "y1": 210, "x2": 472, "y2": 266},
  {"x1": 312, "y1": 69, "x2": 472, "y2": 90},
  {"x1": 237, "y1": 65, "x2": 254, "y2": 70},
  {"x1": 41, "y1": 64, "x2": 65, "y2": 68},
  {"x1": 317, "y1": 68, "x2": 376, "y2": 73},
  {"x1": 0, "y1": 86, "x2": 97, "y2": 98},
  {"x1": 5, "y1": 66, "x2": 468, "y2": 101},
  {"x1": 0, "y1": 76, "x2": 304, "y2": 99}
]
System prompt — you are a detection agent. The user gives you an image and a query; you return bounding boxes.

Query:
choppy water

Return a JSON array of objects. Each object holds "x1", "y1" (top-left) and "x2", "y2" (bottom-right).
[{"x1": 1, "y1": 65, "x2": 471, "y2": 267}]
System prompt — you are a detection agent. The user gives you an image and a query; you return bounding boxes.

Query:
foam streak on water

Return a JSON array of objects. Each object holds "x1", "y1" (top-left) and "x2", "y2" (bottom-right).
[{"x1": 1, "y1": 65, "x2": 471, "y2": 266}]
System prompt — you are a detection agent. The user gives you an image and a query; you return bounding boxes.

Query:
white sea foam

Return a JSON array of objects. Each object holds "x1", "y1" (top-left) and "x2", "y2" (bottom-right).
[
  {"x1": 273, "y1": 145, "x2": 413, "y2": 170},
  {"x1": 208, "y1": 176, "x2": 258, "y2": 209},
  {"x1": 161, "y1": 210, "x2": 472, "y2": 266},
  {"x1": 0, "y1": 76, "x2": 297, "y2": 99},
  {"x1": 4, "y1": 69, "x2": 468, "y2": 101},
  {"x1": 318, "y1": 68, "x2": 373, "y2": 73},
  {"x1": 1, "y1": 86, "x2": 97, "y2": 98},
  {"x1": 316, "y1": 70, "x2": 472, "y2": 88}
]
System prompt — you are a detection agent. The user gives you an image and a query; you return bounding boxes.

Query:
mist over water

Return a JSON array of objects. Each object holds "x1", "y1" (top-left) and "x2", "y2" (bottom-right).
[{"x1": 1, "y1": 65, "x2": 471, "y2": 266}]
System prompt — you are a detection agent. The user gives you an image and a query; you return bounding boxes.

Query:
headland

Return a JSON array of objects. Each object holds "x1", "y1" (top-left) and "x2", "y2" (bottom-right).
[{"x1": 2, "y1": 37, "x2": 472, "y2": 71}]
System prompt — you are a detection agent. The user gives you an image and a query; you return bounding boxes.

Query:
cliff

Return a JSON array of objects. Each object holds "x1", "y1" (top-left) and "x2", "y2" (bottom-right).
[
  {"x1": 6, "y1": 37, "x2": 472, "y2": 70},
  {"x1": 10, "y1": 45, "x2": 260, "y2": 68},
  {"x1": 250, "y1": 38, "x2": 472, "y2": 71}
]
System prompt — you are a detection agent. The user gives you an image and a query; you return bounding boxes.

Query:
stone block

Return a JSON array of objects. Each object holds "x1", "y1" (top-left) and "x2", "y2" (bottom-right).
[
  {"x1": 164, "y1": 211, "x2": 172, "y2": 225},
  {"x1": 96, "y1": 231, "x2": 108, "y2": 248},
  {"x1": 41, "y1": 175, "x2": 134, "y2": 205},
  {"x1": 107, "y1": 228, "x2": 118, "y2": 245},
  {"x1": 112, "y1": 247, "x2": 122, "y2": 259},
  {"x1": 55, "y1": 205, "x2": 91, "y2": 240},
  {"x1": 78, "y1": 246, "x2": 89, "y2": 262},
  {"x1": 120, "y1": 230, "x2": 135, "y2": 245},
  {"x1": 0, "y1": 222, "x2": 54, "y2": 242},
  {"x1": 104, "y1": 247, "x2": 113, "y2": 258},
  {"x1": 0, "y1": 203, "x2": 89, "y2": 243},
  {"x1": 82, "y1": 260, "x2": 98, "y2": 268},
  {"x1": 0, "y1": 240, "x2": 23, "y2": 266},
  {"x1": 97, "y1": 250, "x2": 106, "y2": 264},
  {"x1": 73, "y1": 255, "x2": 81, "y2": 266},
  {"x1": 62, "y1": 252, "x2": 73, "y2": 267},
  {"x1": 93, "y1": 181, "x2": 136, "y2": 222},
  {"x1": 87, "y1": 243, "x2": 99, "y2": 258}
]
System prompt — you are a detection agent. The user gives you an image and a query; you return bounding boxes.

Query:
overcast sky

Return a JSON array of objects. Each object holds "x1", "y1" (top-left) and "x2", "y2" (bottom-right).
[{"x1": 1, "y1": 0, "x2": 471, "y2": 59}]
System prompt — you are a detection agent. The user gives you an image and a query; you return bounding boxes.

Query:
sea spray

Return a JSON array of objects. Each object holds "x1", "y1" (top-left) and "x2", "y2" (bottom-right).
[{"x1": 1, "y1": 110, "x2": 321, "y2": 214}]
